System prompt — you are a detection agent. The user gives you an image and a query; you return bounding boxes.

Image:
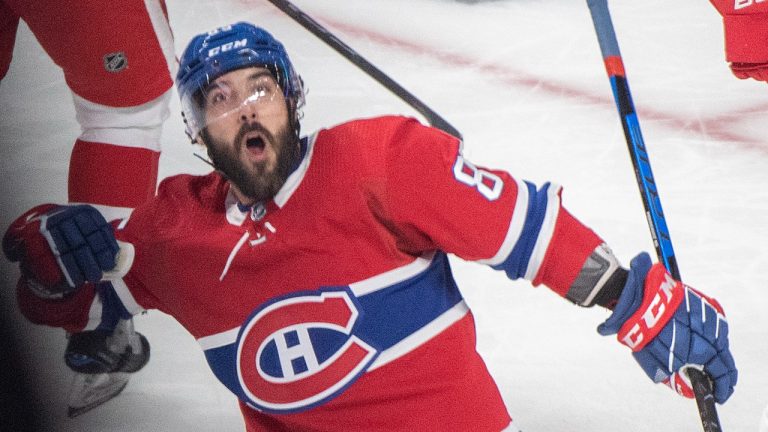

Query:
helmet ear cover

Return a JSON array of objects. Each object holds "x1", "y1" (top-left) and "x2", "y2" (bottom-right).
[{"x1": 177, "y1": 22, "x2": 305, "y2": 143}]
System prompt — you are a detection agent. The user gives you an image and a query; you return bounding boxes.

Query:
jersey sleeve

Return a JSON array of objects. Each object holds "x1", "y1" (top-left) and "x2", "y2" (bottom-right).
[
  {"x1": 112, "y1": 175, "x2": 204, "y2": 314},
  {"x1": 373, "y1": 117, "x2": 604, "y2": 298}
]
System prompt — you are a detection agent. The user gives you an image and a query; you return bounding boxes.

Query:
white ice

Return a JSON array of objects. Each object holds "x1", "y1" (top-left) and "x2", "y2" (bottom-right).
[{"x1": 1, "y1": 0, "x2": 766, "y2": 431}]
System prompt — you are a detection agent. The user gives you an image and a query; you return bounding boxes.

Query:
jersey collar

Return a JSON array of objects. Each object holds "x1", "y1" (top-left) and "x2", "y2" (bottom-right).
[{"x1": 224, "y1": 133, "x2": 317, "y2": 226}]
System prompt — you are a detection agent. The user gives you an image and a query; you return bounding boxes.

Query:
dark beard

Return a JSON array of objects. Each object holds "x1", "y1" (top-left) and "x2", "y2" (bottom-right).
[{"x1": 203, "y1": 122, "x2": 299, "y2": 203}]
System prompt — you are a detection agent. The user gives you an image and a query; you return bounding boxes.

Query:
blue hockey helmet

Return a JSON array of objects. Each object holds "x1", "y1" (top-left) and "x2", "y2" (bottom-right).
[{"x1": 177, "y1": 22, "x2": 305, "y2": 141}]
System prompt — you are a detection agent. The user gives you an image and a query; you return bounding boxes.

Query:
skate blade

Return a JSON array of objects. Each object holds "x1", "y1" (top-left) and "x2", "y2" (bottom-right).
[{"x1": 67, "y1": 372, "x2": 130, "y2": 418}]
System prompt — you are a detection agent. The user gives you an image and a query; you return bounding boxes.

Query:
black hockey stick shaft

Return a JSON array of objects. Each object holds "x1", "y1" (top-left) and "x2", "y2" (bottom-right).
[
  {"x1": 264, "y1": 0, "x2": 462, "y2": 139},
  {"x1": 586, "y1": 1, "x2": 721, "y2": 431}
]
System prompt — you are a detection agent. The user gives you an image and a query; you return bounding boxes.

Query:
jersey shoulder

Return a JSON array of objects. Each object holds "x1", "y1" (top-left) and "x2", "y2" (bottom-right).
[
  {"x1": 321, "y1": 115, "x2": 455, "y2": 148},
  {"x1": 155, "y1": 171, "x2": 228, "y2": 206},
  {"x1": 122, "y1": 172, "x2": 228, "y2": 242},
  {"x1": 314, "y1": 115, "x2": 461, "y2": 174}
]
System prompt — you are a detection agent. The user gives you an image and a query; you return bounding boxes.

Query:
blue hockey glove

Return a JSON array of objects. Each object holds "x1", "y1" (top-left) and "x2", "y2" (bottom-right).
[
  {"x1": 2, "y1": 204, "x2": 120, "y2": 294},
  {"x1": 597, "y1": 253, "x2": 737, "y2": 404}
]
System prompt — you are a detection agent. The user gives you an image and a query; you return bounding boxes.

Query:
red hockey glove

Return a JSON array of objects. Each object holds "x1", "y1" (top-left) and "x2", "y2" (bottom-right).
[
  {"x1": 597, "y1": 253, "x2": 737, "y2": 404},
  {"x1": 710, "y1": 0, "x2": 768, "y2": 82},
  {"x1": 730, "y1": 62, "x2": 768, "y2": 81},
  {"x1": 2, "y1": 204, "x2": 120, "y2": 296}
]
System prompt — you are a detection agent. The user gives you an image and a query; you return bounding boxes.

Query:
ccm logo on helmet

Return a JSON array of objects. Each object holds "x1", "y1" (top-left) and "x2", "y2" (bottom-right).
[
  {"x1": 236, "y1": 289, "x2": 378, "y2": 413},
  {"x1": 208, "y1": 39, "x2": 248, "y2": 58}
]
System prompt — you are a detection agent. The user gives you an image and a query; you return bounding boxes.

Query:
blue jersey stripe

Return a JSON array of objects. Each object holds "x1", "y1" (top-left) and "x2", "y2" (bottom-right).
[
  {"x1": 200, "y1": 251, "x2": 465, "y2": 408},
  {"x1": 492, "y1": 182, "x2": 556, "y2": 280}
]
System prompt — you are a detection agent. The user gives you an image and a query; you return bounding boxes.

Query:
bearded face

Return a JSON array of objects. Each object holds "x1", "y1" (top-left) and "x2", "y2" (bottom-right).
[
  {"x1": 202, "y1": 119, "x2": 299, "y2": 203},
  {"x1": 197, "y1": 67, "x2": 300, "y2": 203}
]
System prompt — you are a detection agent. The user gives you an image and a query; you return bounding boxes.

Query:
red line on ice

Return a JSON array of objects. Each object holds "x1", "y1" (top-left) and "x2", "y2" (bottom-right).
[{"x1": 252, "y1": 2, "x2": 767, "y2": 153}]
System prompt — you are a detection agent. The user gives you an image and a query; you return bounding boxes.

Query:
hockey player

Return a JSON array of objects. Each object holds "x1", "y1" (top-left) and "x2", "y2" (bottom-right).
[
  {"x1": 709, "y1": 0, "x2": 768, "y2": 82},
  {"x1": 0, "y1": 0, "x2": 175, "y2": 412},
  {"x1": 2, "y1": 22, "x2": 737, "y2": 431}
]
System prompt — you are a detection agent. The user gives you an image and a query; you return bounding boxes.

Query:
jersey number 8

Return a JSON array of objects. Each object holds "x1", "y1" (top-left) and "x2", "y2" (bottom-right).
[{"x1": 452, "y1": 155, "x2": 503, "y2": 201}]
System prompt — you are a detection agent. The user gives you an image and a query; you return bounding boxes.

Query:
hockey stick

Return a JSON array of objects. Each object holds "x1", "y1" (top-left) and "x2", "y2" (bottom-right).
[
  {"x1": 102, "y1": 241, "x2": 135, "y2": 281},
  {"x1": 67, "y1": 362, "x2": 130, "y2": 418},
  {"x1": 264, "y1": 0, "x2": 462, "y2": 139},
  {"x1": 585, "y1": 1, "x2": 722, "y2": 431},
  {"x1": 66, "y1": 242, "x2": 139, "y2": 417},
  {"x1": 66, "y1": 315, "x2": 149, "y2": 417}
]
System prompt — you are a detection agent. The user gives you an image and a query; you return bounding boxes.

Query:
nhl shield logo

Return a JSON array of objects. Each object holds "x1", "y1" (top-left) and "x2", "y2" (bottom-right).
[{"x1": 103, "y1": 52, "x2": 128, "y2": 73}]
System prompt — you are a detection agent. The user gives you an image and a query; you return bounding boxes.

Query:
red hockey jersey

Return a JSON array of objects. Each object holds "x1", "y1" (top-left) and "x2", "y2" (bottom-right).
[{"x1": 19, "y1": 116, "x2": 604, "y2": 431}]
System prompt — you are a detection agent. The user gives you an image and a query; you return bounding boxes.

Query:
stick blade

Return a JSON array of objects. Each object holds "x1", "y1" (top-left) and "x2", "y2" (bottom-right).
[{"x1": 66, "y1": 372, "x2": 130, "y2": 418}]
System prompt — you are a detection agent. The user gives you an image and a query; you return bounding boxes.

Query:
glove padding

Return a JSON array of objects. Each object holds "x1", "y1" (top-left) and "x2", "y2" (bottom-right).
[
  {"x1": 730, "y1": 62, "x2": 768, "y2": 82},
  {"x1": 2, "y1": 204, "x2": 119, "y2": 294},
  {"x1": 598, "y1": 253, "x2": 737, "y2": 404},
  {"x1": 709, "y1": 0, "x2": 768, "y2": 82}
]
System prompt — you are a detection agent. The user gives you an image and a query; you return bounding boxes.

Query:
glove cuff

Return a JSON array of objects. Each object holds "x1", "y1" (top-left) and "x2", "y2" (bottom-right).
[
  {"x1": 723, "y1": 13, "x2": 768, "y2": 63},
  {"x1": 596, "y1": 252, "x2": 651, "y2": 336}
]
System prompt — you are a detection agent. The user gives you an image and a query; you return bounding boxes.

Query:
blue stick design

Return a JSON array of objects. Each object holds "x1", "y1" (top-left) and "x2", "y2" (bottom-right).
[{"x1": 586, "y1": 1, "x2": 722, "y2": 431}]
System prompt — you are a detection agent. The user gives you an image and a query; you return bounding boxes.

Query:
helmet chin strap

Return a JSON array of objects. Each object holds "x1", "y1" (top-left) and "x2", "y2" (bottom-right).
[
  {"x1": 286, "y1": 97, "x2": 302, "y2": 143},
  {"x1": 188, "y1": 126, "x2": 226, "y2": 176},
  {"x1": 193, "y1": 152, "x2": 224, "y2": 175},
  {"x1": 194, "y1": 147, "x2": 255, "y2": 206}
]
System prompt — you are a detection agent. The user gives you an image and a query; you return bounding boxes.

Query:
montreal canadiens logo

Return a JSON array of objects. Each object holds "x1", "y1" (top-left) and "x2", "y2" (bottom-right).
[{"x1": 236, "y1": 289, "x2": 377, "y2": 413}]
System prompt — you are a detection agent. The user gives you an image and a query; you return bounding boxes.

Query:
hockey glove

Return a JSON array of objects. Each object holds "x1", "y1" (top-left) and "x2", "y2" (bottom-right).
[
  {"x1": 597, "y1": 253, "x2": 737, "y2": 404},
  {"x1": 710, "y1": 0, "x2": 768, "y2": 82},
  {"x1": 2, "y1": 204, "x2": 120, "y2": 295},
  {"x1": 730, "y1": 62, "x2": 768, "y2": 82}
]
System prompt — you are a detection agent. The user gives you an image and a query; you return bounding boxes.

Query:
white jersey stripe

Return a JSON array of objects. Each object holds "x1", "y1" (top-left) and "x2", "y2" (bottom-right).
[
  {"x1": 523, "y1": 183, "x2": 562, "y2": 281},
  {"x1": 368, "y1": 300, "x2": 469, "y2": 371},
  {"x1": 198, "y1": 327, "x2": 241, "y2": 350},
  {"x1": 476, "y1": 177, "x2": 530, "y2": 267},
  {"x1": 198, "y1": 251, "x2": 440, "y2": 349},
  {"x1": 274, "y1": 133, "x2": 317, "y2": 208},
  {"x1": 349, "y1": 252, "x2": 436, "y2": 297}
]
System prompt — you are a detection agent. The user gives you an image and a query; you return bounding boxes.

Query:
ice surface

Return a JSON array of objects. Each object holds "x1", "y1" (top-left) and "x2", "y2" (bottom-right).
[{"x1": 1, "y1": 0, "x2": 766, "y2": 430}]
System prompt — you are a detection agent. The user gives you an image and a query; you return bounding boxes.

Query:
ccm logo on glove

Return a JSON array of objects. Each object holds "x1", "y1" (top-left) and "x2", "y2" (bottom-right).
[{"x1": 619, "y1": 271, "x2": 683, "y2": 351}]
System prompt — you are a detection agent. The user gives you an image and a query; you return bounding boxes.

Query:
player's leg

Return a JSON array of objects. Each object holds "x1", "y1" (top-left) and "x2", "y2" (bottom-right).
[
  {"x1": 13, "y1": 0, "x2": 175, "y2": 376},
  {"x1": 61, "y1": 0, "x2": 176, "y2": 219},
  {"x1": 9, "y1": 0, "x2": 175, "y2": 214},
  {"x1": 0, "y1": 1, "x2": 20, "y2": 81},
  {"x1": 68, "y1": 90, "x2": 171, "y2": 220}
]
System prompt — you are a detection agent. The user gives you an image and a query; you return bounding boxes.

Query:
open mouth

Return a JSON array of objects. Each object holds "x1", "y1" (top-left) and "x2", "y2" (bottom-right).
[{"x1": 243, "y1": 133, "x2": 267, "y2": 158}]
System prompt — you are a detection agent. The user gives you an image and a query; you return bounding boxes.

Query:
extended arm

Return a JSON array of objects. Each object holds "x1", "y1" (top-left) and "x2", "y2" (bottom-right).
[
  {"x1": 3, "y1": 204, "x2": 148, "y2": 374},
  {"x1": 375, "y1": 118, "x2": 737, "y2": 404}
]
